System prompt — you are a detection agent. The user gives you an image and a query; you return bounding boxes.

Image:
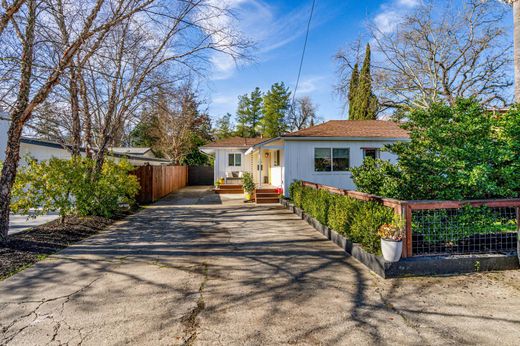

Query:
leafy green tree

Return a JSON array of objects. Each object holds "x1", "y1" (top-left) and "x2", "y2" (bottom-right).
[
  {"x1": 351, "y1": 44, "x2": 378, "y2": 120},
  {"x1": 352, "y1": 99, "x2": 520, "y2": 200},
  {"x1": 214, "y1": 113, "x2": 234, "y2": 139},
  {"x1": 261, "y1": 82, "x2": 291, "y2": 137},
  {"x1": 348, "y1": 63, "x2": 359, "y2": 119},
  {"x1": 11, "y1": 157, "x2": 139, "y2": 221}
]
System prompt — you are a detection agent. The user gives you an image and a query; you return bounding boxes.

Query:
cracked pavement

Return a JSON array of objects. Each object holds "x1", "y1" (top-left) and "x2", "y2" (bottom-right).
[{"x1": 1, "y1": 186, "x2": 519, "y2": 345}]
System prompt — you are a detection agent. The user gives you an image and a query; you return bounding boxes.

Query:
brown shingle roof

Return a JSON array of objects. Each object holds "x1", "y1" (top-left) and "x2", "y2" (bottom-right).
[
  {"x1": 283, "y1": 120, "x2": 409, "y2": 139},
  {"x1": 200, "y1": 137, "x2": 271, "y2": 148}
]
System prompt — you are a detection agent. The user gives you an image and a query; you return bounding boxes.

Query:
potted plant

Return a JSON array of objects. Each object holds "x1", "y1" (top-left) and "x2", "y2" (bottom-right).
[
  {"x1": 378, "y1": 222, "x2": 403, "y2": 262},
  {"x1": 242, "y1": 172, "x2": 255, "y2": 201}
]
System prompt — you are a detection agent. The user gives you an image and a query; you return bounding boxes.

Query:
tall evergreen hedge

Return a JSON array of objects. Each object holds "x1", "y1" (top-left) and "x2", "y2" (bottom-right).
[{"x1": 289, "y1": 181, "x2": 394, "y2": 254}]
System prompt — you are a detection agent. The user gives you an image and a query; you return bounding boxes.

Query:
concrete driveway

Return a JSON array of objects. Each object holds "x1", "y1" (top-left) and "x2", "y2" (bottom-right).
[{"x1": 1, "y1": 186, "x2": 519, "y2": 345}]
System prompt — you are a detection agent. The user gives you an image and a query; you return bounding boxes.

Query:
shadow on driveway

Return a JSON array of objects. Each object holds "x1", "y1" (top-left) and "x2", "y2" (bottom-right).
[{"x1": 1, "y1": 186, "x2": 519, "y2": 345}]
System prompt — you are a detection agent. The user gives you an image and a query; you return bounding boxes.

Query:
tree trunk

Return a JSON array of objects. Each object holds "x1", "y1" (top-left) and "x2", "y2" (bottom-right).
[
  {"x1": 69, "y1": 66, "x2": 81, "y2": 156},
  {"x1": 78, "y1": 70, "x2": 93, "y2": 158},
  {"x1": 514, "y1": 1, "x2": 520, "y2": 103},
  {"x1": 0, "y1": 122, "x2": 24, "y2": 243},
  {"x1": 0, "y1": 0, "x2": 36, "y2": 243}
]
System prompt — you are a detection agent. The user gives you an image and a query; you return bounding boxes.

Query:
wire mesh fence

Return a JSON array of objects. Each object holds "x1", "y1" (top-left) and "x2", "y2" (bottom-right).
[{"x1": 412, "y1": 206, "x2": 518, "y2": 255}]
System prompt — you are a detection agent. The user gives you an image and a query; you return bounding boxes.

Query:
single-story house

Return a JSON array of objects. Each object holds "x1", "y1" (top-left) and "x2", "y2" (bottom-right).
[{"x1": 200, "y1": 120, "x2": 410, "y2": 196}]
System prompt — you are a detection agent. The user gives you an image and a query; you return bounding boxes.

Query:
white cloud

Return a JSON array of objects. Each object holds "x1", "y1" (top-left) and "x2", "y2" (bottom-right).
[
  {"x1": 212, "y1": 93, "x2": 236, "y2": 105},
  {"x1": 205, "y1": 0, "x2": 331, "y2": 80},
  {"x1": 373, "y1": 0, "x2": 421, "y2": 35},
  {"x1": 294, "y1": 76, "x2": 327, "y2": 95},
  {"x1": 397, "y1": 0, "x2": 420, "y2": 8}
]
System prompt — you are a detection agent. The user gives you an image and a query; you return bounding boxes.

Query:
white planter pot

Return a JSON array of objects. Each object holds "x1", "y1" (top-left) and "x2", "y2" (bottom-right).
[{"x1": 381, "y1": 239, "x2": 402, "y2": 262}]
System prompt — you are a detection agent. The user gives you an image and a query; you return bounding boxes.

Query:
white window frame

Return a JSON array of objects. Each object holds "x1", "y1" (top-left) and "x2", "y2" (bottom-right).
[
  {"x1": 314, "y1": 147, "x2": 350, "y2": 172},
  {"x1": 273, "y1": 150, "x2": 280, "y2": 167},
  {"x1": 228, "y1": 153, "x2": 242, "y2": 167},
  {"x1": 362, "y1": 148, "x2": 380, "y2": 160}
]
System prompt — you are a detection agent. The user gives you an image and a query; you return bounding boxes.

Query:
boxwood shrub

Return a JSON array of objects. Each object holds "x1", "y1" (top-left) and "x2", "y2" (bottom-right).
[{"x1": 289, "y1": 181, "x2": 395, "y2": 254}]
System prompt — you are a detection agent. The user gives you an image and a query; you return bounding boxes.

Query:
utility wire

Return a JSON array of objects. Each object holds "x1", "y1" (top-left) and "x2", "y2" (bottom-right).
[{"x1": 290, "y1": 0, "x2": 317, "y2": 116}]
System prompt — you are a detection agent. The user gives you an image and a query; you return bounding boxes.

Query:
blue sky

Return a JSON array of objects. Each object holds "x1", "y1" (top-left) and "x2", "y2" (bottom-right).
[{"x1": 203, "y1": 0, "x2": 423, "y2": 124}]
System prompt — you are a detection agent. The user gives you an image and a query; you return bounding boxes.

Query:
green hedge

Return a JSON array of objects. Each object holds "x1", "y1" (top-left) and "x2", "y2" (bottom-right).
[{"x1": 289, "y1": 181, "x2": 395, "y2": 254}]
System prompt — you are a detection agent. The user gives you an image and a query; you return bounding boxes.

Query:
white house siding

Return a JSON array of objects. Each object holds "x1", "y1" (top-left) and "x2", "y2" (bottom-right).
[
  {"x1": 213, "y1": 148, "x2": 249, "y2": 182},
  {"x1": 0, "y1": 117, "x2": 9, "y2": 161},
  {"x1": 283, "y1": 139, "x2": 400, "y2": 196},
  {"x1": 17, "y1": 142, "x2": 167, "y2": 167}
]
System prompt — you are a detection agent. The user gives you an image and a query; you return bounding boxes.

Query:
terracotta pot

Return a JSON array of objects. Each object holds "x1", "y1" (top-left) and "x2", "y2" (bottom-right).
[{"x1": 381, "y1": 239, "x2": 402, "y2": 262}]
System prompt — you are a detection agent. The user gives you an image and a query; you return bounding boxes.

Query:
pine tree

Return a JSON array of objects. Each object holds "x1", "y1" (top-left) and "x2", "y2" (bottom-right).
[
  {"x1": 352, "y1": 44, "x2": 378, "y2": 120},
  {"x1": 215, "y1": 113, "x2": 234, "y2": 139},
  {"x1": 348, "y1": 63, "x2": 359, "y2": 119},
  {"x1": 235, "y1": 93, "x2": 251, "y2": 137},
  {"x1": 261, "y1": 82, "x2": 291, "y2": 138},
  {"x1": 249, "y1": 87, "x2": 263, "y2": 136},
  {"x1": 235, "y1": 87, "x2": 264, "y2": 137}
]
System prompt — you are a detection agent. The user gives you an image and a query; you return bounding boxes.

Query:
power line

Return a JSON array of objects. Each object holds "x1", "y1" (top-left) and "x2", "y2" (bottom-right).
[{"x1": 290, "y1": 0, "x2": 316, "y2": 115}]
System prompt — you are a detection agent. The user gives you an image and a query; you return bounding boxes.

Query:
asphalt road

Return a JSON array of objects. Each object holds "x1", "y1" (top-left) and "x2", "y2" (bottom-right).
[
  {"x1": 1, "y1": 186, "x2": 519, "y2": 345},
  {"x1": 8, "y1": 212, "x2": 60, "y2": 235}
]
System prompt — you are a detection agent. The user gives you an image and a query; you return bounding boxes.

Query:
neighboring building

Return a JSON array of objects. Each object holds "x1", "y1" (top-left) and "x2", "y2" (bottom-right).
[
  {"x1": 109, "y1": 147, "x2": 157, "y2": 159},
  {"x1": 200, "y1": 120, "x2": 410, "y2": 196},
  {"x1": 0, "y1": 117, "x2": 169, "y2": 166},
  {"x1": 18, "y1": 138, "x2": 169, "y2": 166},
  {"x1": 0, "y1": 115, "x2": 8, "y2": 161}
]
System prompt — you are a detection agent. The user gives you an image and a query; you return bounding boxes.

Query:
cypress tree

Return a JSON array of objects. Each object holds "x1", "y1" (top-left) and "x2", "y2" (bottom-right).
[
  {"x1": 352, "y1": 44, "x2": 378, "y2": 120},
  {"x1": 348, "y1": 63, "x2": 359, "y2": 119}
]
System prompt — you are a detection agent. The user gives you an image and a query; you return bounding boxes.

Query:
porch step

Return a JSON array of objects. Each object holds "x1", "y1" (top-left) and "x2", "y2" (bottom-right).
[
  {"x1": 215, "y1": 189, "x2": 243, "y2": 194},
  {"x1": 215, "y1": 184, "x2": 244, "y2": 194},
  {"x1": 256, "y1": 197, "x2": 280, "y2": 204},
  {"x1": 254, "y1": 188, "x2": 280, "y2": 203}
]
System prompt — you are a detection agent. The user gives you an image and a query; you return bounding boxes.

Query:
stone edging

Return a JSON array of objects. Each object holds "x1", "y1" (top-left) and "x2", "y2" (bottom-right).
[{"x1": 280, "y1": 199, "x2": 520, "y2": 278}]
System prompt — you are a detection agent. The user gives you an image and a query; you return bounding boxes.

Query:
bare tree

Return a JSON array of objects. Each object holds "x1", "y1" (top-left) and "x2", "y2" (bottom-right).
[
  {"x1": 288, "y1": 96, "x2": 319, "y2": 131},
  {"x1": 0, "y1": 0, "x2": 157, "y2": 243},
  {"x1": 500, "y1": 1, "x2": 520, "y2": 102},
  {"x1": 336, "y1": 0, "x2": 513, "y2": 111},
  {"x1": 77, "y1": 0, "x2": 249, "y2": 173},
  {"x1": 0, "y1": 0, "x2": 25, "y2": 36}
]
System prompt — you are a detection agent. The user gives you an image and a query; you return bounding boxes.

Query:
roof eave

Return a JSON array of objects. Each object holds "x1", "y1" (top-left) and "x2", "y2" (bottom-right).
[{"x1": 281, "y1": 136, "x2": 410, "y2": 141}]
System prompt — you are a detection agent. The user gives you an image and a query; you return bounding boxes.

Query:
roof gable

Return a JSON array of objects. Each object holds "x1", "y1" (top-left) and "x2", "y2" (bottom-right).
[{"x1": 201, "y1": 137, "x2": 271, "y2": 148}]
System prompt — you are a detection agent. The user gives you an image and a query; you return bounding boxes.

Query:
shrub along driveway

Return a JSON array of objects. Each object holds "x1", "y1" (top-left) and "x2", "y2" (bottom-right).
[{"x1": 1, "y1": 186, "x2": 519, "y2": 345}]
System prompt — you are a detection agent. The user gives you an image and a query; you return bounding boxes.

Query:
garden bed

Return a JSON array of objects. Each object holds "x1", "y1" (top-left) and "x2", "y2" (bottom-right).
[
  {"x1": 281, "y1": 199, "x2": 519, "y2": 278},
  {"x1": 0, "y1": 216, "x2": 115, "y2": 280}
]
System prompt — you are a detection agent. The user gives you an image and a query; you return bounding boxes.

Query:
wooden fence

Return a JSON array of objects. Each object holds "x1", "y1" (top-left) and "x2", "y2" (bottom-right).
[
  {"x1": 301, "y1": 181, "x2": 520, "y2": 258},
  {"x1": 132, "y1": 165, "x2": 188, "y2": 204}
]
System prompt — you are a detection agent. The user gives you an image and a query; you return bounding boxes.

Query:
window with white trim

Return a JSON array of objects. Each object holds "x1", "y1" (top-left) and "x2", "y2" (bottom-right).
[
  {"x1": 362, "y1": 148, "x2": 379, "y2": 160},
  {"x1": 273, "y1": 150, "x2": 280, "y2": 167},
  {"x1": 314, "y1": 148, "x2": 350, "y2": 172},
  {"x1": 228, "y1": 153, "x2": 242, "y2": 167}
]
